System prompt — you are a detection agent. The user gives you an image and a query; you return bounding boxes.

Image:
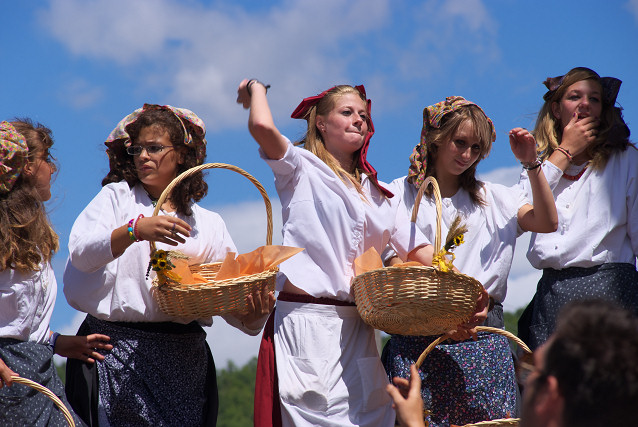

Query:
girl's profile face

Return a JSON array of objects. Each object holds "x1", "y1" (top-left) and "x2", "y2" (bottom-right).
[
  {"x1": 435, "y1": 120, "x2": 482, "y2": 181},
  {"x1": 552, "y1": 79, "x2": 603, "y2": 130},
  {"x1": 316, "y1": 93, "x2": 368, "y2": 163},
  {"x1": 25, "y1": 150, "x2": 56, "y2": 202},
  {"x1": 132, "y1": 124, "x2": 184, "y2": 198}
]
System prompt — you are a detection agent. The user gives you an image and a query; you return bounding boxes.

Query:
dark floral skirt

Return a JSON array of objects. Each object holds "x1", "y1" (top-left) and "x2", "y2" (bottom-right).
[{"x1": 383, "y1": 331, "x2": 517, "y2": 427}]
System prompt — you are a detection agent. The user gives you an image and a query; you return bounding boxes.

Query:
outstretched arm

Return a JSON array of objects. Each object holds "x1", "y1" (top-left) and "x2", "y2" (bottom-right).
[
  {"x1": 237, "y1": 79, "x2": 289, "y2": 160},
  {"x1": 510, "y1": 128, "x2": 558, "y2": 233}
]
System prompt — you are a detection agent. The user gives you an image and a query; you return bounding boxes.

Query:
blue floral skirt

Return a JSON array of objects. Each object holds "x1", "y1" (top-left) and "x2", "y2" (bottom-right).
[{"x1": 383, "y1": 332, "x2": 517, "y2": 427}]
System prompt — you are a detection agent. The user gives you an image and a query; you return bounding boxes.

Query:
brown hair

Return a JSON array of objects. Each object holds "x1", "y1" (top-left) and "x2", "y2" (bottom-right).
[
  {"x1": 101, "y1": 108, "x2": 207, "y2": 215},
  {"x1": 423, "y1": 105, "x2": 493, "y2": 206},
  {"x1": 534, "y1": 67, "x2": 631, "y2": 169},
  {"x1": 0, "y1": 118, "x2": 59, "y2": 273}
]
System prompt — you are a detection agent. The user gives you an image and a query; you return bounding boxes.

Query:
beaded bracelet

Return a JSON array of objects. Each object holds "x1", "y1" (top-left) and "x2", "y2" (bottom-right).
[
  {"x1": 133, "y1": 214, "x2": 144, "y2": 241},
  {"x1": 246, "y1": 79, "x2": 271, "y2": 96},
  {"x1": 554, "y1": 146, "x2": 573, "y2": 163},
  {"x1": 521, "y1": 158, "x2": 542, "y2": 170},
  {"x1": 127, "y1": 218, "x2": 137, "y2": 242}
]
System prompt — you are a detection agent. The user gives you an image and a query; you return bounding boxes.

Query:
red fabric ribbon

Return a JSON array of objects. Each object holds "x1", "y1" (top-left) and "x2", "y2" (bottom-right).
[{"x1": 290, "y1": 85, "x2": 393, "y2": 198}]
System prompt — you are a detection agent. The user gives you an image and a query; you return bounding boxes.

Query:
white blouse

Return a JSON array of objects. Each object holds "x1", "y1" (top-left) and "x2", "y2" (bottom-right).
[
  {"x1": 0, "y1": 262, "x2": 56, "y2": 343},
  {"x1": 64, "y1": 181, "x2": 237, "y2": 325},
  {"x1": 263, "y1": 142, "x2": 429, "y2": 302},
  {"x1": 521, "y1": 147, "x2": 638, "y2": 269},
  {"x1": 389, "y1": 177, "x2": 528, "y2": 303}
]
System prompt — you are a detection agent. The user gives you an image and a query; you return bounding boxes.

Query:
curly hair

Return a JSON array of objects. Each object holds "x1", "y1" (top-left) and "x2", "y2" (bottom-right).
[
  {"x1": 296, "y1": 85, "x2": 375, "y2": 197},
  {"x1": 0, "y1": 119, "x2": 59, "y2": 273},
  {"x1": 544, "y1": 299, "x2": 638, "y2": 426},
  {"x1": 534, "y1": 67, "x2": 632, "y2": 170},
  {"x1": 101, "y1": 108, "x2": 207, "y2": 216},
  {"x1": 421, "y1": 105, "x2": 493, "y2": 206}
]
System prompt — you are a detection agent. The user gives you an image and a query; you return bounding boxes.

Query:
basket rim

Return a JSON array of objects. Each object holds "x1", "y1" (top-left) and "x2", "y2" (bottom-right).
[
  {"x1": 11, "y1": 376, "x2": 76, "y2": 426},
  {"x1": 148, "y1": 162, "x2": 273, "y2": 255}
]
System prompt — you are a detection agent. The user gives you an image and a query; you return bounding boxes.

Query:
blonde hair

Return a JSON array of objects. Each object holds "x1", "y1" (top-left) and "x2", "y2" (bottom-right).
[
  {"x1": 297, "y1": 85, "x2": 370, "y2": 195},
  {"x1": 0, "y1": 119, "x2": 59, "y2": 272},
  {"x1": 534, "y1": 67, "x2": 631, "y2": 170},
  {"x1": 424, "y1": 105, "x2": 493, "y2": 206}
]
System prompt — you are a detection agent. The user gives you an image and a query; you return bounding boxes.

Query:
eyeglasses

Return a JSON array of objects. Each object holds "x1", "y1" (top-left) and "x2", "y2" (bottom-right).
[{"x1": 126, "y1": 145, "x2": 174, "y2": 156}]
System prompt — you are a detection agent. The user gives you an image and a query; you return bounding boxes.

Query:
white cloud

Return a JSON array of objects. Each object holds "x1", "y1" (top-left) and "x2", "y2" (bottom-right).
[
  {"x1": 59, "y1": 79, "x2": 105, "y2": 110},
  {"x1": 39, "y1": 0, "x2": 390, "y2": 128},
  {"x1": 627, "y1": 0, "x2": 638, "y2": 22}
]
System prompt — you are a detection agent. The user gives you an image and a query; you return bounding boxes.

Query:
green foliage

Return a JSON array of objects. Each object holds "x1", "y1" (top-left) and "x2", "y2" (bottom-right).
[
  {"x1": 217, "y1": 357, "x2": 258, "y2": 427},
  {"x1": 504, "y1": 307, "x2": 526, "y2": 336},
  {"x1": 55, "y1": 360, "x2": 66, "y2": 384}
]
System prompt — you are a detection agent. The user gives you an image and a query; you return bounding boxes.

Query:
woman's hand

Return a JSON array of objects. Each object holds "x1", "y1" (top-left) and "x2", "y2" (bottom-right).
[
  {"x1": 386, "y1": 364, "x2": 427, "y2": 427},
  {"x1": 233, "y1": 283, "x2": 276, "y2": 331},
  {"x1": 0, "y1": 357, "x2": 18, "y2": 388},
  {"x1": 509, "y1": 128, "x2": 538, "y2": 163},
  {"x1": 54, "y1": 334, "x2": 113, "y2": 363},
  {"x1": 446, "y1": 288, "x2": 489, "y2": 341},
  {"x1": 560, "y1": 113, "x2": 599, "y2": 156},
  {"x1": 237, "y1": 79, "x2": 253, "y2": 109},
  {"x1": 136, "y1": 215, "x2": 191, "y2": 246}
]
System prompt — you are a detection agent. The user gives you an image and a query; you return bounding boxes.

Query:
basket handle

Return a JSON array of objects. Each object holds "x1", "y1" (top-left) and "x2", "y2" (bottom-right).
[
  {"x1": 149, "y1": 163, "x2": 273, "y2": 254},
  {"x1": 414, "y1": 326, "x2": 532, "y2": 369},
  {"x1": 10, "y1": 376, "x2": 76, "y2": 426},
  {"x1": 410, "y1": 176, "x2": 442, "y2": 254}
]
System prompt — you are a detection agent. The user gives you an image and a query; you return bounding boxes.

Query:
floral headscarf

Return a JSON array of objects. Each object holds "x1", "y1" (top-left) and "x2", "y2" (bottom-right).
[
  {"x1": 0, "y1": 121, "x2": 29, "y2": 194},
  {"x1": 105, "y1": 104, "x2": 207, "y2": 163},
  {"x1": 407, "y1": 96, "x2": 495, "y2": 189},
  {"x1": 291, "y1": 85, "x2": 393, "y2": 197}
]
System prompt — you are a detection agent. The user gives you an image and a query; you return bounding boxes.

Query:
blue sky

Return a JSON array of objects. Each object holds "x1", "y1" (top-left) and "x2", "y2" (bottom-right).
[{"x1": 3, "y1": 0, "x2": 638, "y2": 367}]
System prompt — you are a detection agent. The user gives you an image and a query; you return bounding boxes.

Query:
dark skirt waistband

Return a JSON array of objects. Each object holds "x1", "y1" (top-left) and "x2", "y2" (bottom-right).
[
  {"x1": 277, "y1": 291, "x2": 356, "y2": 307},
  {"x1": 87, "y1": 314, "x2": 203, "y2": 334},
  {"x1": 543, "y1": 262, "x2": 636, "y2": 279}
]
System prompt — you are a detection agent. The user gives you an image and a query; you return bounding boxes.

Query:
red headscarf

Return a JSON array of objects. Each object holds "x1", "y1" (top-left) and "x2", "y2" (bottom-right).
[{"x1": 291, "y1": 85, "x2": 393, "y2": 198}]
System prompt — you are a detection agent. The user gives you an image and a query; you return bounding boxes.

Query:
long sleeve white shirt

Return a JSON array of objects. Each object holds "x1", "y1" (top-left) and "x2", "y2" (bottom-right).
[
  {"x1": 389, "y1": 177, "x2": 528, "y2": 303},
  {"x1": 64, "y1": 181, "x2": 237, "y2": 325},
  {"x1": 520, "y1": 146, "x2": 638, "y2": 269},
  {"x1": 0, "y1": 262, "x2": 55, "y2": 343},
  {"x1": 263, "y1": 142, "x2": 429, "y2": 302}
]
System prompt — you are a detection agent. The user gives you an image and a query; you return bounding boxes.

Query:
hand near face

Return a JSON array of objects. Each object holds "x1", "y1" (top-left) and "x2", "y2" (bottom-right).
[
  {"x1": 54, "y1": 334, "x2": 113, "y2": 363},
  {"x1": 560, "y1": 113, "x2": 599, "y2": 156},
  {"x1": 509, "y1": 128, "x2": 538, "y2": 163}
]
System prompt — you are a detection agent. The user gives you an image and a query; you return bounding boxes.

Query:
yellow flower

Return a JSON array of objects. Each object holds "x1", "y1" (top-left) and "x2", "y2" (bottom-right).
[{"x1": 454, "y1": 234, "x2": 464, "y2": 247}]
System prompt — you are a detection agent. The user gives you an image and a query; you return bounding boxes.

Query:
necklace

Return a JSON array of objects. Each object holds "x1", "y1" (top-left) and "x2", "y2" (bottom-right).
[{"x1": 562, "y1": 164, "x2": 588, "y2": 181}]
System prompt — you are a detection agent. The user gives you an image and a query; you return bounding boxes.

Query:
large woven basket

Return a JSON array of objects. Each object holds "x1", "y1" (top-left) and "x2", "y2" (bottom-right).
[
  {"x1": 415, "y1": 327, "x2": 532, "y2": 427},
  {"x1": 150, "y1": 163, "x2": 277, "y2": 318},
  {"x1": 10, "y1": 376, "x2": 76, "y2": 426},
  {"x1": 352, "y1": 176, "x2": 484, "y2": 336}
]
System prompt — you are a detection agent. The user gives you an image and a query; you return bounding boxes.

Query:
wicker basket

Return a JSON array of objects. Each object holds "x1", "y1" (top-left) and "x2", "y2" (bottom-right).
[
  {"x1": 150, "y1": 163, "x2": 277, "y2": 318},
  {"x1": 352, "y1": 176, "x2": 484, "y2": 336},
  {"x1": 415, "y1": 326, "x2": 532, "y2": 427},
  {"x1": 10, "y1": 376, "x2": 76, "y2": 426}
]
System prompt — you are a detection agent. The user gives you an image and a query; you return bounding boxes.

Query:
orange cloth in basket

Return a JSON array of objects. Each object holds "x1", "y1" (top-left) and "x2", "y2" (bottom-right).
[
  {"x1": 353, "y1": 247, "x2": 421, "y2": 276},
  {"x1": 171, "y1": 258, "x2": 208, "y2": 284},
  {"x1": 215, "y1": 245, "x2": 304, "y2": 281}
]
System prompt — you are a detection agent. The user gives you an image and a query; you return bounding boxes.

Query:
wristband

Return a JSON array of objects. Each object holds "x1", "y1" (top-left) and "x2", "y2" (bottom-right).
[
  {"x1": 133, "y1": 214, "x2": 144, "y2": 241},
  {"x1": 554, "y1": 146, "x2": 573, "y2": 163},
  {"x1": 48, "y1": 331, "x2": 60, "y2": 351},
  {"x1": 127, "y1": 218, "x2": 137, "y2": 242},
  {"x1": 521, "y1": 158, "x2": 542, "y2": 170},
  {"x1": 246, "y1": 79, "x2": 271, "y2": 96}
]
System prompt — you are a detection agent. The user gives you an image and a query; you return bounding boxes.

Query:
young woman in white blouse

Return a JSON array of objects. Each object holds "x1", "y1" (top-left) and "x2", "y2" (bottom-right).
[
  {"x1": 0, "y1": 119, "x2": 111, "y2": 426},
  {"x1": 235, "y1": 81, "x2": 484, "y2": 427},
  {"x1": 63, "y1": 105, "x2": 274, "y2": 426},
  {"x1": 517, "y1": 67, "x2": 638, "y2": 350},
  {"x1": 382, "y1": 96, "x2": 557, "y2": 426}
]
